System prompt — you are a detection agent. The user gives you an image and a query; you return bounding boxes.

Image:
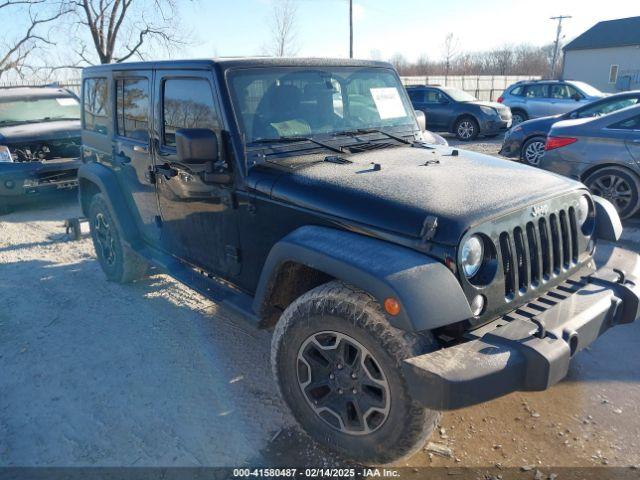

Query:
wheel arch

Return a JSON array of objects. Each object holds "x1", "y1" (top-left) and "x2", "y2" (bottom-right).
[
  {"x1": 77, "y1": 163, "x2": 141, "y2": 247},
  {"x1": 254, "y1": 226, "x2": 473, "y2": 332},
  {"x1": 580, "y1": 162, "x2": 640, "y2": 184}
]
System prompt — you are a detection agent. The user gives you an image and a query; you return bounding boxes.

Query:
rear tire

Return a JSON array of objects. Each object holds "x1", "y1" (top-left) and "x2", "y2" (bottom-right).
[
  {"x1": 454, "y1": 117, "x2": 479, "y2": 141},
  {"x1": 511, "y1": 110, "x2": 528, "y2": 125},
  {"x1": 585, "y1": 167, "x2": 640, "y2": 219},
  {"x1": 88, "y1": 193, "x2": 149, "y2": 283},
  {"x1": 271, "y1": 281, "x2": 440, "y2": 465},
  {"x1": 520, "y1": 136, "x2": 546, "y2": 166}
]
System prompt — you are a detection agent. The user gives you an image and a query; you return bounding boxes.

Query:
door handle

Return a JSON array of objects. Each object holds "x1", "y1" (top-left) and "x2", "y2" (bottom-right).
[{"x1": 133, "y1": 145, "x2": 149, "y2": 153}]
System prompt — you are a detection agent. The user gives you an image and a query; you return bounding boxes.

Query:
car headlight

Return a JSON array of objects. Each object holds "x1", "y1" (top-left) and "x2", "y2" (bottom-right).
[
  {"x1": 480, "y1": 106, "x2": 498, "y2": 116},
  {"x1": 461, "y1": 235, "x2": 484, "y2": 278},
  {"x1": 0, "y1": 145, "x2": 13, "y2": 163},
  {"x1": 577, "y1": 194, "x2": 595, "y2": 236}
]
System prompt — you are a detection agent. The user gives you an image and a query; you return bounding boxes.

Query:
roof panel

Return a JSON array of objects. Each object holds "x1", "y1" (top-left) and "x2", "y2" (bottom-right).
[{"x1": 564, "y1": 16, "x2": 640, "y2": 51}]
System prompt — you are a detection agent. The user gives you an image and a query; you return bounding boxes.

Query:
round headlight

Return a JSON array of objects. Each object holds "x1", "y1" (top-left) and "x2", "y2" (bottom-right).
[
  {"x1": 577, "y1": 194, "x2": 595, "y2": 236},
  {"x1": 461, "y1": 235, "x2": 484, "y2": 278}
]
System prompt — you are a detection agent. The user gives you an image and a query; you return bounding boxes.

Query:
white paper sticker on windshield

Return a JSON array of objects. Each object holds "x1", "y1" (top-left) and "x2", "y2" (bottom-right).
[
  {"x1": 370, "y1": 87, "x2": 406, "y2": 119},
  {"x1": 56, "y1": 97, "x2": 78, "y2": 106}
]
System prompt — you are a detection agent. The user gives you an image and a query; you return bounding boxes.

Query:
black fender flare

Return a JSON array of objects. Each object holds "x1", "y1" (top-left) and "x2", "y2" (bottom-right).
[
  {"x1": 77, "y1": 162, "x2": 141, "y2": 247},
  {"x1": 593, "y1": 195, "x2": 622, "y2": 242},
  {"x1": 253, "y1": 226, "x2": 473, "y2": 332}
]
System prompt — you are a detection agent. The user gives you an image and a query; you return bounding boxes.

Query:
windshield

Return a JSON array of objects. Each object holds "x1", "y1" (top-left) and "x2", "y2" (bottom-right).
[
  {"x1": 570, "y1": 81, "x2": 603, "y2": 97},
  {"x1": 227, "y1": 67, "x2": 417, "y2": 143},
  {"x1": 0, "y1": 96, "x2": 80, "y2": 126},
  {"x1": 441, "y1": 87, "x2": 477, "y2": 102}
]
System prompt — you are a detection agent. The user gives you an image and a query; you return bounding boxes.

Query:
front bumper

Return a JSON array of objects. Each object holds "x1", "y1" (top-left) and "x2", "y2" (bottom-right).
[
  {"x1": 403, "y1": 244, "x2": 640, "y2": 410},
  {"x1": 479, "y1": 117, "x2": 511, "y2": 135},
  {"x1": 498, "y1": 128, "x2": 525, "y2": 158},
  {"x1": 0, "y1": 158, "x2": 80, "y2": 200}
]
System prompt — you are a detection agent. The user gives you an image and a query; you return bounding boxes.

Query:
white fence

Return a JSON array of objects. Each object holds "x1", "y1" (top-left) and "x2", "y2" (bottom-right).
[
  {"x1": 400, "y1": 75, "x2": 541, "y2": 101},
  {"x1": 0, "y1": 79, "x2": 81, "y2": 96}
]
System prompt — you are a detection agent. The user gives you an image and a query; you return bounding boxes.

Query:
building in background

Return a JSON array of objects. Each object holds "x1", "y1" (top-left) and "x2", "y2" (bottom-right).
[{"x1": 561, "y1": 16, "x2": 640, "y2": 93}]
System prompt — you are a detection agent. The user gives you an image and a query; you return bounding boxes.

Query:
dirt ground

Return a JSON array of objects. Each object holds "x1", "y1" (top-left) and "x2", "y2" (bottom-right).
[{"x1": 2, "y1": 147, "x2": 640, "y2": 469}]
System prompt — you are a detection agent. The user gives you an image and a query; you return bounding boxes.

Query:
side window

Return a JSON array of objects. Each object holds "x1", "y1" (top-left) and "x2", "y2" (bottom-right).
[
  {"x1": 162, "y1": 78, "x2": 220, "y2": 147},
  {"x1": 578, "y1": 98, "x2": 639, "y2": 118},
  {"x1": 115, "y1": 78, "x2": 150, "y2": 142},
  {"x1": 609, "y1": 115, "x2": 640, "y2": 130},
  {"x1": 523, "y1": 84, "x2": 548, "y2": 98},
  {"x1": 550, "y1": 84, "x2": 571, "y2": 99},
  {"x1": 407, "y1": 89, "x2": 425, "y2": 103},
  {"x1": 510, "y1": 85, "x2": 524, "y2": 96},
  {"x1": 425, "y1": 89, "x2": 443, "y2": 103},
  {"x1": 83, "y1": 77, "x2": 108, "y2": 134}
]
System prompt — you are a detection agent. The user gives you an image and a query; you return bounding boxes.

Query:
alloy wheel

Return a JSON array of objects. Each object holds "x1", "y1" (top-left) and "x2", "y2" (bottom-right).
[
  {"x1": 457, "y1": 121, "x2": 475, "y2": 140},
  {"x1": 512, "y1": 113, "x2": 526, "y2": 125},
  {"x1": 296, "y1": 331, "x2": 390, "y2": 435},
  {"x1": 94, "y1": 212, "x2": 116, "y2": 266},
  {"x1": 523, "y1": 140, "x2": 545, "y2": 166},
  {"x1": 589, "y1": 174, "x2": 633, "y2": 213}
]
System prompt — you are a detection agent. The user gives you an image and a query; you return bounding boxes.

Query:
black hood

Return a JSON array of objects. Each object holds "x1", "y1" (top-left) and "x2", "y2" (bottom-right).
[
  {"x1": 0, "y1": 120, "x2": 80, "y2": 144},
  {"x1": 261, "y1": 145, "x2": 583, "y2": 245}
]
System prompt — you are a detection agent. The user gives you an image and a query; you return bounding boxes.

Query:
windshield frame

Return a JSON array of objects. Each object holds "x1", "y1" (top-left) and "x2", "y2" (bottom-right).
[{"x1": 223, "y1": 65, "x2": 419, "y2": 155}]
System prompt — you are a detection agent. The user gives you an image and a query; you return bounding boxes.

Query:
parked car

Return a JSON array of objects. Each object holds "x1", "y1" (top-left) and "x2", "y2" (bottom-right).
[
  {"x1": 0, "y1": 86, "x2": 81, "y2": 212},
  {"x1": 499, "y1": 80, "x2": 605, "y2": 126},
  {"x1": 539, "y1": 104, "x2": 640, "y2": 219},
  {"x1": 406, "y1": 85, "x2": 512, "y2": 140},
  {"x1": 500, "y1": 91, "x2": 640, "y2": 165},
  {"x1": 79, "y1": 58, "x2": 638, "y2": 464}
]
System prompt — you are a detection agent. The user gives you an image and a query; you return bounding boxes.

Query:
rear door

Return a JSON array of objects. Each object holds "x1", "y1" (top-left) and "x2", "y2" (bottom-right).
[
  {"x1": 152, "y1": 69, "x2": 239, "y2": 276},
  {"x1": 522, "y1": 83, "x2": 551, "y2": 118},
  {"x1": 612, "y1": 114, "x2": 640, "y2": 161},
  {"x1": 112, "y1": 70, "x2": 160, "y2": 244}
]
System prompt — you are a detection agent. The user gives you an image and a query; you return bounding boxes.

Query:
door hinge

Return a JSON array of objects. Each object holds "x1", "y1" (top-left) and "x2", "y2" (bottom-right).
[{"x1": 225, "y1": 245, "x2": 240, "y2": 264}]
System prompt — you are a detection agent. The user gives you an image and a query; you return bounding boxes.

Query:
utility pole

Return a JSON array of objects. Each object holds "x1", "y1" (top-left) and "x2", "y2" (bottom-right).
[
  {"x1": 550, "y1": 15, "x2": 571, "y2": 79},
  {"x1": 349, "y1": 0, "x2": 353, "y2": 58}
]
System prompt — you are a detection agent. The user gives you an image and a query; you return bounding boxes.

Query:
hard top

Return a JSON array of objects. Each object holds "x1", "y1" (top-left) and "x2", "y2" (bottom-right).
[
  {"x1": 0, "y1": 85, "x2": 76, "y2": 100},
  {"x1": 82, "y1": 57, "x2": 394, "y2": 75}
]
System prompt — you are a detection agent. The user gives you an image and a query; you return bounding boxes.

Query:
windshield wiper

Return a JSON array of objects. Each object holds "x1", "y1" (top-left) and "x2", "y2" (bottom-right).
[
  {"x1": 335, "y1": 128, "x2": 412, "y2": 145},
  {"x1": 250, "y1": 136, "x2": 345, "y2": 153}
]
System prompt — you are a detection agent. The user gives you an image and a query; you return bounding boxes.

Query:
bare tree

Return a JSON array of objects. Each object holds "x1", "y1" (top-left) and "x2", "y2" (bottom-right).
[
  {"x1": 266, "y1": 0, "x2": 298, "y2": 57},
  {"x1": 62, "y1": 0, "x2": 187, "y2": 65},
  {"x1": 0, "y1": 0, "x2": 70, "y2": 80},
  {"x1": 442, "y1": 33, "x2": 459, "y2": 80}
]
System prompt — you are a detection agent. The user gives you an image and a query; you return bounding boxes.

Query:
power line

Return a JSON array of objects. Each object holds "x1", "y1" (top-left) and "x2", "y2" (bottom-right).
[{"x1": 550, "y1": 15, "x2": 571, "y2": 78}]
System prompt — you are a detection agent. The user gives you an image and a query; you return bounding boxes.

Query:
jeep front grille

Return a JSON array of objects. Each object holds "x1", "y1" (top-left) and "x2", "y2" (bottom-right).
[{"x1": 500, "y1": 207, "x2": 579, "y2": 299}]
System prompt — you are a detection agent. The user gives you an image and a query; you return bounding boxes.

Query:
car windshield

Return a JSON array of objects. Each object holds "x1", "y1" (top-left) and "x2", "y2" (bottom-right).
[
  {"x1": 0, "y1": 96, "x2": 80, "y2": 126},
  {"x1": 441, "y1": 87, "x2": 477, "y2": 102},
  {"x1": 570, "y1": 81, "x2": 603, "y2": 97},
  {"x1": 226, "y1": 66, "x2": 417, "y2": 144}
]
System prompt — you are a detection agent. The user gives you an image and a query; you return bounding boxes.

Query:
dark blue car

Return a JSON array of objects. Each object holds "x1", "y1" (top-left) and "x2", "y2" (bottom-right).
[
  {"x1": 500, "y1": 91, "x2": 640, "y2": 166},
  {"x1": 406, "y1": 85, "x2": 512, "y2": 141}
]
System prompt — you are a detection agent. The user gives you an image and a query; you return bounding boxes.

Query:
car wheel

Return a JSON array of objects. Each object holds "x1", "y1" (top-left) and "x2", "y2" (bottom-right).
[
  {"x1": 88, "y1": 193, "x2": 149, "y2": 283},
  {"x1": 454, "y1": 117, "x2": 479, "y2": 141},
  {"x1": 511, "y1": 110, "x2": 527, "y2": 126},
  {"x1": 585, "y1": 167, "x2": 640, "y2": 220},
  {"x1": 271, "y1": 281, "x2": 440, "y2": 465},
  {"x1": 520, "y1": 137, "x2": 546, "y2": 166}
]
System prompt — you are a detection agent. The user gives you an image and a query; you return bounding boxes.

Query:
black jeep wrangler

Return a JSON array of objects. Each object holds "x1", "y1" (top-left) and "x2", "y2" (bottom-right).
[
  {"x1": 0, "y1": 86, "x2": 81, "y2": 211},
  {"x1": 78, "y1": 58, "x2": 640, "y2": 464}
]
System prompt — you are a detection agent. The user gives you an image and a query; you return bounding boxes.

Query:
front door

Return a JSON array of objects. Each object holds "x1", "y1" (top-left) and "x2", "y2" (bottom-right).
[
  {"x1": 153, "y1": 70, "x2": 239, "y2": 277},
  {"x1": 423, "y1": 89, "x2": 451, "y2": 130},
  {"x1": 112, "y1": 70, "x2": 160, "y2": 244}
]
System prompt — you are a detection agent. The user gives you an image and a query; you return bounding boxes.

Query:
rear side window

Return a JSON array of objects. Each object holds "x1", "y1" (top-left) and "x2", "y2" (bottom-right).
[
  {"x1": 83, "y1": 77, "x2": 108, "y2": 134},
  {"x1": 162, "y1": 78, "x2": 220, "y2": 147},
  {"x1": 523, "y1": 84, "x2": 549, "y2": 98},
  {"x1": 115, "y1": 78, "x2": 150, "y2": 142},
  {"x1": 509, "y1": 85, "x2": 524, "y2": 96},
  {"x1": 609, "y1": 115, "x2": 640, "y2": 130}
]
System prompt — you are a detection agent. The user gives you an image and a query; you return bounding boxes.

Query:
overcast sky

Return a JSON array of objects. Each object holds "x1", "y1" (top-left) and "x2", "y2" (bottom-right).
[{"x1": 177, "y1": 0, "x2": 639, "y2": 61}]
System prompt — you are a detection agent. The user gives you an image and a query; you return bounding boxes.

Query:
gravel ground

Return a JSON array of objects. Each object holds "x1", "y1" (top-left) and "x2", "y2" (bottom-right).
[{"x1": 2, "y1": 149, "x2": 640, "y2": 468}]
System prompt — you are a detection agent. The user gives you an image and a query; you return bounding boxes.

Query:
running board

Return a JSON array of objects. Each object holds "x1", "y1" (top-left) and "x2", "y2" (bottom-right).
[{"x1": 136, "y1": 245, "x2": 261, "y2": 325}]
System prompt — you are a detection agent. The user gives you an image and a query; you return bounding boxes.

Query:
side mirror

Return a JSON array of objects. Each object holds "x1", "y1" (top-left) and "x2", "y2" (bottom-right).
[
  {"x1": 572, "y1": 93, "x2": 582, "y2": 101},
  {"x1": 414, "y1": 110, "x2": 426, "y2": 132},
  {"x1": 176, "y1": 128, "x2": 219, "y2": 164}
]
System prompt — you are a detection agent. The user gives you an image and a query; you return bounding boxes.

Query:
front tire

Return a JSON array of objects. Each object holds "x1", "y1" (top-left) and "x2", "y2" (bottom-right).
[
  {"x1": 271, "y1": 281, "x2": 440, "y2": 464},
  {"x1": 454, "y1": 117, "x2": 479, "y2": 141},
  {"x1": 520, "y1": 136, "x2": 546, "y2": 166},
  {"x1": 585, "y1": 167, "x2": 640, "y2": 219},
  {"x1": 88, "y1": 193, "x2": 149, "y2": 283}
]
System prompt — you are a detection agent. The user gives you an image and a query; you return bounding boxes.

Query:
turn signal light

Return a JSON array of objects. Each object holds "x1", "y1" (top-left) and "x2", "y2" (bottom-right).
[
  {"x1": 545, "y1": 136, "x2": 578, "y2": 151},
  {"x1": 384, "y1": 298, "x2": 401, "y2": 316}
]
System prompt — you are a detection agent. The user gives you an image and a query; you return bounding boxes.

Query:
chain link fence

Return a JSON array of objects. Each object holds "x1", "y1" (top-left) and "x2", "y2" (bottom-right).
[{"x1": 400, "y1": 75, "x2": 541, "y2": 101}]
